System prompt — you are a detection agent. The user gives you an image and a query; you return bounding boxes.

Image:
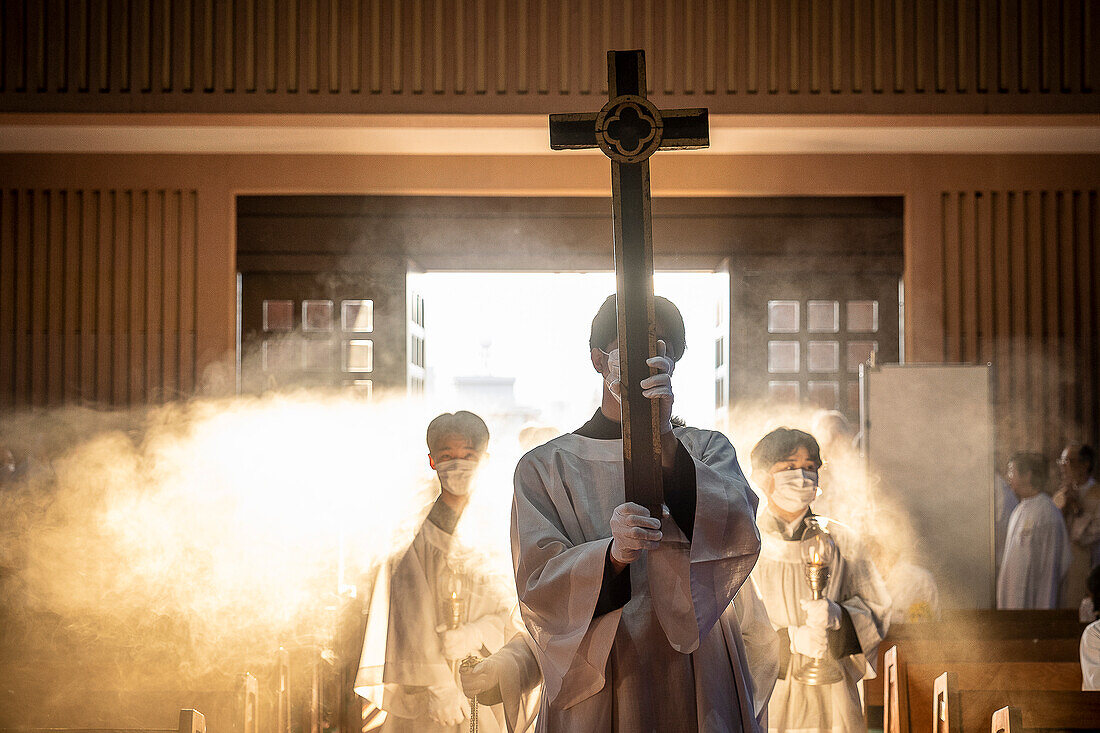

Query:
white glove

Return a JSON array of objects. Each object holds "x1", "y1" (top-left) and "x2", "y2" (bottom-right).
[
  {"x1": 427, "y1": 684, "x2": 470, "y2": 726},
  {"x1": 460, "y1": 654, "x2": 503, "y2": 697},
  {"x1": 640, "y1": 340, "x2": 676, "y2": 433},
  {"x1": 441, "y1": 622, "x2": 485, "y2": 660},
  {"x1": 801, "y1": 598, "x2": 842, "y2": 631},
  {"x1": 790, "y1": 624, "x2": 829, "y2": 659},
  {"x1": 609, "y1": 502, "x2": 663, "y2": 565}
]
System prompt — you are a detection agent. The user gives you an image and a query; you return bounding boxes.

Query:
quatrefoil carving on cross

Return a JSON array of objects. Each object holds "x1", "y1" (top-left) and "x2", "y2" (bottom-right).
[{"x1": 595, "y1": 95, "x2": 664, "y2": 163}]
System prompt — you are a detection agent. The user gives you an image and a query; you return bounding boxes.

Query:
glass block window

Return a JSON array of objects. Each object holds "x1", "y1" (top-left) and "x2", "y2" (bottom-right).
[
  {"x1": 261, "y1": 340, "x2": 299, "y2": 371},
  {"x1": 847, "y1": 300, "x2": 879, "y2": 332},
  {"x1": 341, "y1": 300, "x2": 374, "y2": 332},
  {"x1": 345, "y1": 379, "x2": 373, "y2": 399},
  {"x1": 262, "y1": 300, "x2": 294, "y2": 332},
  {"x1": 768, "y1": 341, "x2": 800, "y2": 373},
  {"x1": 303, "y1": 340, "x2": 336, "y2": 370},
  {"x1": 344, "y1": 340, "x2": 374, "y2": 372},
  {"x1": 847, "y1": 341, "x2": 878, "y2": 372},
  {"x1": 807, "y1": 300, "x2": 839, "y2": 333},
  {"x1": 807, "y1": 341, "x2": 839, "y2": 372},
  {"x1": 767, "y1": 301, "x2": 800, "y2": 333},
  {"x1": 807, "y1": 381, "x2": 839, "y2": 409},
  {"x1": 302, "y1": 300, "x2": 334, "y2": 332},
  {"x1": 768, "y1": 381, "x2": 800, "y2": 403}
]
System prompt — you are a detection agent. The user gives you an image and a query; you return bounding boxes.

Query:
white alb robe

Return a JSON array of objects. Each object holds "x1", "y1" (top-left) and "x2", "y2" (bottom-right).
[
  {"x1": 752, "y1": 509, "x2": 890, "y2": 733},
  {"x1": 512, "y1": 428, "x2": 763, "y2": 732},
  {"x1": 997, "y1": 492, "x2": 1072, "y2": 609}
]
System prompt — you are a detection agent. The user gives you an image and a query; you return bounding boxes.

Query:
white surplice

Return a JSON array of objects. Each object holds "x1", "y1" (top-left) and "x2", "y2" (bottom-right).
[
  {"x1": 1064, "y1": 477, "x2": 1100, "y2": 608},
  {"x1": 511, "y1": 428, "x2": 763, "y2": 732},
  {"x1": 355, "y1": 506, "x2": 527, "y2": 732},
  {"x1": 752, "y1": 509, "x2": 890, "y2": 733},
  {"x1": 997, "y1": 492, "x2": 1073, "y2": 610},
  {"x1": 1082, "y1": 619, "x2": 1100, "y2": 691}
]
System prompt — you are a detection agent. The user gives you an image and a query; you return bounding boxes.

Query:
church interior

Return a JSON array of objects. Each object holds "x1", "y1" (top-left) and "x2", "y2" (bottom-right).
[{"x1": 1, "y1": 1, "x2": 1099, "y2": 731}]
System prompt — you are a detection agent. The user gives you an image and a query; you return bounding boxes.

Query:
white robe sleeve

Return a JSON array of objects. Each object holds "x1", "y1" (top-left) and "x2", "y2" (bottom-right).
[
  {"x1": 733, "y1": 577, "x2": 780, "y2": 720},
  {"x1": 646, "y1": 430, "x2": 762, "y2": 654},
  {"x1": 511, "y1": 455, "x2": 622, "y2": 709}
]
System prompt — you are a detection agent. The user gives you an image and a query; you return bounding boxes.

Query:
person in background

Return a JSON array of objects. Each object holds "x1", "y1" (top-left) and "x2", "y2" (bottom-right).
[
  {"x1": 749, "y1": 427, "x2": 890, "y2": 733},
  {"x1": 1079, "y1": 565, "x2": 1100, "y2": 690},
  {"x1": 1054, "y1": 444, "x2": 1100, "y2": 609},
  {"x1": 997, "y1": 452, "x2": 1072, "y2": 609},
  {"x1": 355, "y1": 411, "x2": 527, "y2": 733}
]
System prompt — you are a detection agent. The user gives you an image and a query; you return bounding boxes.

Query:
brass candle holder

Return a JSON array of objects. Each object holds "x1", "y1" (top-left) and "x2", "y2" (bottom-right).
[{"x1": 793, "y1": 517, "x2": 844, "y2": 686}]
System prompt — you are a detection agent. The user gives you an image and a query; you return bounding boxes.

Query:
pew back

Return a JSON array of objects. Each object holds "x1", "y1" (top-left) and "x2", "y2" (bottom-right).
[
  {"x1": 883, "y1": 644, "x2": 1084, "y2": 733},
  {"x1": 934, "y1": 673, "x2": 1100, "y2": 733}
]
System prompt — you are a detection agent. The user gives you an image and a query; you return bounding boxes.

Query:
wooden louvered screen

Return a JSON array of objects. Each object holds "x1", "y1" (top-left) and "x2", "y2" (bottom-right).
[
  {"x1": 0, "y1": 0, "x2": 1095, "y2": 114},
  {"x1": 0, "y1": 188, "x2": 199, "y2": 407},
  {"x1": 941, "y1": 189, "x2": 1099, "y2": 455}
]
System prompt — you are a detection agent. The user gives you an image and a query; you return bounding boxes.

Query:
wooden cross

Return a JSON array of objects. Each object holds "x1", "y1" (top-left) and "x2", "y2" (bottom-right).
[{"x1": 549, "y1": 50, "x2": 709, "y2": 515}]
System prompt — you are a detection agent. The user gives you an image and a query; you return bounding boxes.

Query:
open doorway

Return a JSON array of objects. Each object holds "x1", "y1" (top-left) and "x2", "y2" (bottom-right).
[{"x1": 410, "y1": 271, "x2": 730, "y2": 434}]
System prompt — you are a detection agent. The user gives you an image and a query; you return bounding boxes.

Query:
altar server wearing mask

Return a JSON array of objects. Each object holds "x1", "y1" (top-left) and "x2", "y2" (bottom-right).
[
  {"x1": 749, "y1": 428, "x2": 890, "y2": 733},
  {"x1": 356, "y1": 411, "x2": 532, "y2": 732}
]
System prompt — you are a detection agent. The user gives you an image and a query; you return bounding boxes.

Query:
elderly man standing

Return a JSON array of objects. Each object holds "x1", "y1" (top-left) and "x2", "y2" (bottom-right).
[{"x1": 1054, "y1": 444, "x2": 1099, "y2": 609}]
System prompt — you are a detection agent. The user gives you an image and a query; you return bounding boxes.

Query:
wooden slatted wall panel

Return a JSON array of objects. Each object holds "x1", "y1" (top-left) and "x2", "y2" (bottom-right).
[
  {"x1": 0, "y1": 188, "x2": 198, "y2": 407},
  {"x1": 0, "y1": 0, "x2": 1095, "y2": 113},
  {"x1": 941, "y1": 189, "x2": 1099, "y2": 455}
]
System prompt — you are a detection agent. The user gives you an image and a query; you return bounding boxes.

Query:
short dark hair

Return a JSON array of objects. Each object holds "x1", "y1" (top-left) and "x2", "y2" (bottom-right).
[
  {"x1": 589, "y1": 294, "x2": 687, "y2": 361},
  {"x1": 1009, "y1": 451, "x2": 1049, "y2": 491},
  {"x1": 1068, "y1": 443, "x2": 1097, "y2": 474},
  {"x1": 751, "y1": 428, "x2": 823, "y2": 472},
  {"x1": 426, "y1": 411, "x2": 489, "y2": 454}
]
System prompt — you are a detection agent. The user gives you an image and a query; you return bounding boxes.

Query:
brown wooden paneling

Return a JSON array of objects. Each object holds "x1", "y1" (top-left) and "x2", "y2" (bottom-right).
[
  {"x1": 0, "y1": 0, "x2": 1095, "y2": 113},
  {"x1": 0, "y1": 186, "x2": 199, "y2": 407},
  {"x1": 940, "y1": 188, "x2": 1100, "y2": 456}
]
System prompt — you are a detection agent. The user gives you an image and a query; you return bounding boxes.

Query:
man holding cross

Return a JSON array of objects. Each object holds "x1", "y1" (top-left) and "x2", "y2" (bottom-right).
[{"x1": 511, "y1": 294, "x2": 770, "y2": 732}]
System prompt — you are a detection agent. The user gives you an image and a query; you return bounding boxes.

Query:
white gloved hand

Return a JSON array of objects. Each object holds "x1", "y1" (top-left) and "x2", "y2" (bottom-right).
[
  {"x1": 789, "y1": 624, "x2": 829, "y2": 659},
  {"x1": 427, "y1": 684, "x2": 470, "y2": 726},
  {"x1": 609, "y1": 502, "x2": 663, "y2": 565},
  {"x1": 801, "y1": 598, "x2": 843, "y2": 631},
  {"x1": 460, "y1": 654, "x2": 503, "y2": 697},
  {"x1": 441, "y1": 622, "x2": 485, "y2": 660},
  {"x1": 640, "y1": 340, "x2": 676, "y2": 433}
]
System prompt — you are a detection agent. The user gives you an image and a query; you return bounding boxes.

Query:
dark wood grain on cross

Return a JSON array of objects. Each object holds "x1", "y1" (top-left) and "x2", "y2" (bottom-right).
[{"x1": 549, "y1": 50, "x2": 709, "y2": 515}]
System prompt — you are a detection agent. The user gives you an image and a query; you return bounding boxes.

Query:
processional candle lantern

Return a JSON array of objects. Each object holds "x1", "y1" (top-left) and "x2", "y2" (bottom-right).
[{"x1": 793, "y1": 517, "x2": 844, "y2": 685}]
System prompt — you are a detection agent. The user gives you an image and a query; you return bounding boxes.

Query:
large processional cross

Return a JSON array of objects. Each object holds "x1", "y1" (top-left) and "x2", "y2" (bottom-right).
[{"x1": 550, "y1": 51, "x2": 709, "y2": 515}]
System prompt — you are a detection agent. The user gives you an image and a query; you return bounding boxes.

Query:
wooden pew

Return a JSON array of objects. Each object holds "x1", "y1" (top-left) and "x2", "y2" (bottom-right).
[
  {"x1": 883, "y1": 645, "x2": 1083, "y2": 733},
  {"x1": 934, "y1": 673, "x2": 1100, "y2": 733},
  {"x1": 0, "y1": 709, "x2": 206, "y2": 733},
  {"x1": 869, "y1": 610, "x2": 1085, "y2": 726},
  {"x1": 991, "y1": 704, "x2": 1100, "y2": 733}
]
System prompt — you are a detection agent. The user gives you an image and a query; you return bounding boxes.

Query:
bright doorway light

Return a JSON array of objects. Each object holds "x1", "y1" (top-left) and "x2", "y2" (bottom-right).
[{"x1": 415, "y1": 272, "x2": 728, "y2": 432}]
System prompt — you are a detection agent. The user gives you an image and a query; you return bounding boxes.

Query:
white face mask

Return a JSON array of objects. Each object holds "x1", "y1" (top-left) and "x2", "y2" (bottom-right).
[
  {"x1": 601, "y1": 349, "x2": 622, "y2": 404},
  {"x1": 768, "y1": 468, "x2": 819, "y2": 513},
  {"x1": 435, "y1": 458, "x2": 480, "y2": 496}
]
